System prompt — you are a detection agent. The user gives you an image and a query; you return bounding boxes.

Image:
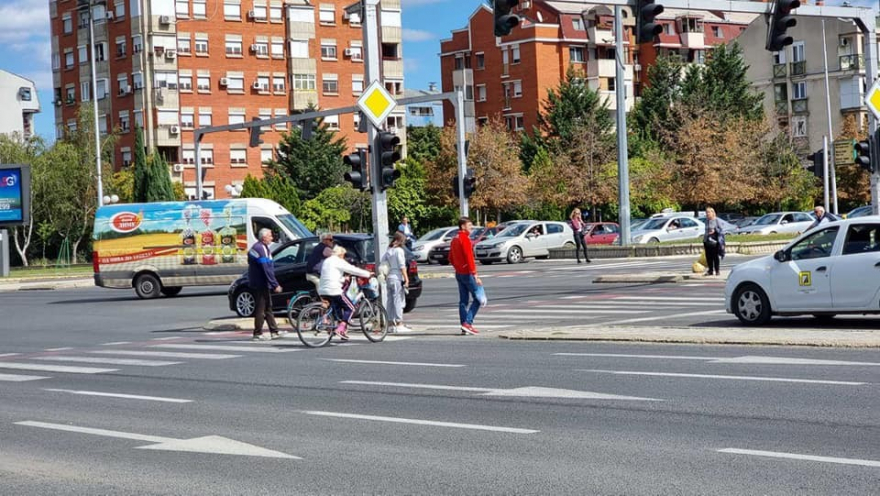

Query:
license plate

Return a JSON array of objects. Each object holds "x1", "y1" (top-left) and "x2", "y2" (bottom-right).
[{"x1": 476, "y1": 251, "x2": 487, "y2": 257}]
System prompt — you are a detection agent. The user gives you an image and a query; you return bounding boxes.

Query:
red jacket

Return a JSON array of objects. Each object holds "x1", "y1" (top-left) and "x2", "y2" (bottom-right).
[{"x1": 449, "y1": 230, "x2": 477, "y2": 275}]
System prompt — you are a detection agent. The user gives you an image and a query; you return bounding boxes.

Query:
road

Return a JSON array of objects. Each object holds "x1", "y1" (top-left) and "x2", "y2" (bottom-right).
[{"x1": 1, "y1": 256, "x2": 878, "y2": 494}]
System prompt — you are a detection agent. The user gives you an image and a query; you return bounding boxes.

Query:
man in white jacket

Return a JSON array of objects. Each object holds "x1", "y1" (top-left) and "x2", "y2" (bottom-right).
[{"x1": 319, "y1": 245, "x2": 371, "y2": 340}]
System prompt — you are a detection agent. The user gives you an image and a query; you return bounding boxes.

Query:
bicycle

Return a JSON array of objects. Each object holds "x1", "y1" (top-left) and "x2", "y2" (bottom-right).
[
  {"x1": 295, "y1": 277, "x2": 389, "y2": 348},
  {"x1": 286, "y1": 289, "x2": 320, "y2": 324}
]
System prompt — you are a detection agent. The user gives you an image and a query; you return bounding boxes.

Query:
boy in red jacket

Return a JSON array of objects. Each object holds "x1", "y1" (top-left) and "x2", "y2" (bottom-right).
[{"x1": 448, "y1": 217, "x2": 482, "y2": 335}]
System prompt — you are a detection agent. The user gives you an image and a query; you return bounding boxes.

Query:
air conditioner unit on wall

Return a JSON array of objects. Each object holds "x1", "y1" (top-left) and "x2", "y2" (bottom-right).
[
  {"x1": 165, "y1": 50, "x2": 176, "y2": 59},
  {"x1": 344, "y1": 48, "x2": 353, "y2": 56},
  {"x1": 219, "y1": 77, "x2": 228, "y2": 86},
  {"x1": 250, "y1": 44, "x2": 258, "y2": 52},
  {"x1": 159, "y1": 15, "x2": 170, "y2": 25},
  {"x1": 169, "y1": 125, "x2": 180, "y2": 134},
  {"x1": 247, "y1": 10, "x2": 255, "y2": 18},
  {"x1": 840, "y1": 38, "x2": 850, "y2": 47},
  {"x1": 173, "y1": 163, "x2": 184, "y2": 172},
  {"x1": 106, "y1": 12, "x2": 114, "y2": 20},
  {"x1": 252, "y1": 81, "x2": 261, "y2": 89}
]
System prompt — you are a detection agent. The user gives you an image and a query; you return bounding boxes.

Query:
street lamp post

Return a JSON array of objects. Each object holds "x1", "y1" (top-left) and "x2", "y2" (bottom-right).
[{"x1": 77, "y1": 0, "x2": 104, "y2": 208}]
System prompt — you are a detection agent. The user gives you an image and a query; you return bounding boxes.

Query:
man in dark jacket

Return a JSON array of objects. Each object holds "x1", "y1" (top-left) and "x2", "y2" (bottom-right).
[
  {"x1": 248, "y1": 228, "x2": 282, "y2": 341},
  {"x1": 306, "y1": 233, "x2": 334, "y2": 290},
  {"x1": 808, "y1": 206, "x2": 839, "y2": 231}
]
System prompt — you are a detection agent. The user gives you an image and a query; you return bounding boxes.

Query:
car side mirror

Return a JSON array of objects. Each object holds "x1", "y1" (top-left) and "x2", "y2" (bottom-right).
[{"x1": 774, "y1": 250, "x2": 788, "y2": 263}]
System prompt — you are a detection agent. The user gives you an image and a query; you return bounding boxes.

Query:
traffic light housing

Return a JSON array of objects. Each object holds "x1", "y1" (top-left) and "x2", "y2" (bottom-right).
[
  {"x1": 855, "y1": 139, "x2": 873, "y2": 173},
  {"x1": 452, "y1": 168, "x2": 477, "y2": 199},
  {"x1": 376, "y1": 131, "x2": 401, "y2": 191},
  {"x1": 806, "y1": 149, "x2": 824, "y2": 179},
  {"x1": 636, "y1": 1, "x2": 665, "y2": 44},
  {"x1": 766, "y1": 0, "x2": 800, "y2": 52},
  {"x1": 494, "y1": 0, "x2": 519, "y2": 37},
  {"x1": 248, "y1": 117, "x2": 263, "y2": 148},
  {"x1": 301, "y1": 119, "x2": 317, "y2": 140},
  {"x1": 344, "y1": 148, "x2": 369, "y2": 191}
]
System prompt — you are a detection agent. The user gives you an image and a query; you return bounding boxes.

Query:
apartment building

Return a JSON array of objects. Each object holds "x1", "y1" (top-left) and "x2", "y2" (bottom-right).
[
  {"x1": 737, "y1": 15, "x2": 867, "y2": 155},
  {"x1": 404, "y1": 83, "x2": 444, "y2": 128},
  {"x1": 50, "y1": 0, "x2": 405, "y2": 200},
  {"x1": 0, "y1": 70, "x2": 40, "y2": 139}
]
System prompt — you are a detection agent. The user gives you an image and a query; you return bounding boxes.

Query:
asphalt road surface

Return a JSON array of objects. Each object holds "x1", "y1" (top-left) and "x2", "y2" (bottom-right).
[{"x1": 1, "y1": 256, "x2": 878, "y2": 494}]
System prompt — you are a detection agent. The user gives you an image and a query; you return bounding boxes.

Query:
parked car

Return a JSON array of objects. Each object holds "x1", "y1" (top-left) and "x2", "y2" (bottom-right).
[
  {"x1": 736, "y1": 216, "x2": 760, "y2": 229},
  {"x1": 630, "y1": 215, "x2": 705, "y2": 244},
  {"x1": 410, "y1": 226, "x2": 459, "y2": 263},
  {"x1": 583, "y1": 222, "x2": 620, "y2": 245},
  {"x1": 228, "y1": 234, "x2": 423, "y2": 317},
  {"x1": 735, "y1": 211, "x2": 815, "y2": 235},
  {"x1": 475, "y1": 221, "x2": 574, "y2": 264},
  {"x1": 428, "y1": 226, "x2": 504, "y2": 265},
  {"x1": 846, "y1": 205, "x2": 873, "y2": 219},
  {"x1": 726, "y1": 217, "x2": 880, "y2": 325},
  {"x1": 717, "y1": 212, "x2": 746, "y2": 223}
]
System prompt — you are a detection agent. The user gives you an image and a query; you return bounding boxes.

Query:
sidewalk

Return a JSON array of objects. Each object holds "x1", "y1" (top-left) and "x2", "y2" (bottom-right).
[
  {"x1": 497, "y1": 326, "x2": 880, "y2": 348},
  {"x1": 0, "y1": 276, "x2": 94, "y2": 292}
]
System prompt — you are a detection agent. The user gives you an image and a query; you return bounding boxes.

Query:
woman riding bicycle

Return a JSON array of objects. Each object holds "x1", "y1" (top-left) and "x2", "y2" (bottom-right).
[{"x1": 318, "y1": 245, "x2": 372, "y2": 341}]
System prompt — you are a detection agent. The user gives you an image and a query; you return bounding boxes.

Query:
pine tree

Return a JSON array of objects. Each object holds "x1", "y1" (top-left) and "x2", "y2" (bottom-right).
[
  {"x1": 132, "y1": 125, "x2": 148, "y2": 202},
  {"x1": 538, "y1": 67, "x2": 614, "y2": 145},
  {"x1": 144, "y1": 153, "x2": 175, "y2": 202},
  {"x1": 266, "y1": 115, "x2": 347, "y2": 200},
  {"x1": 631, "y1": 55, "x2": 684, "y2": 142},
  {"x1": 696, "y1": 43, "x2": 764, "y2": 121}
]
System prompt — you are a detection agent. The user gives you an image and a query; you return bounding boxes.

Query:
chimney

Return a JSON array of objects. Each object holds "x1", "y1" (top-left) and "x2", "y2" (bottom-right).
[{"x1": 428, "y1": 82, "x2": 437, "y2": 92}]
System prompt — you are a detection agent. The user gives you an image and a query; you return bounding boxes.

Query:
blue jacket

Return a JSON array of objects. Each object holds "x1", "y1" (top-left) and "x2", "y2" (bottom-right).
[{"x1": 247, "y1": 241, "x2": 279, "y2": 290}]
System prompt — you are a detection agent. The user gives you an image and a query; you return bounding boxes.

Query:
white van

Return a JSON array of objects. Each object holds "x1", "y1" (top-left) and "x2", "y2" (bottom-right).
[{"x1": 92, "y1": 198, "x2": 312, "y2": 298}]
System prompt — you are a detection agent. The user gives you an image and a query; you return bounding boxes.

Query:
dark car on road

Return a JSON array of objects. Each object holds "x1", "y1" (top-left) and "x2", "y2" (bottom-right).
[
  {"x1": 427, "y1": 226, "x2": 503, "y2": 265},
  {"x1": 228, "y1": 234, "x2": 422, "y2": 317}
]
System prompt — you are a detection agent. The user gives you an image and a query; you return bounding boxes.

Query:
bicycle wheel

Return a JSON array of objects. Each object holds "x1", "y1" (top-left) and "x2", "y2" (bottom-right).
[
  {"x1": 286, "y1": 292, "x2": 314, "y2": 324},
  {"x1": 359, "y1": 299, "x2": 389, "y2": 343},
  {"x1": 296, "y1": 302, "x2": 334, "y2": 348}
]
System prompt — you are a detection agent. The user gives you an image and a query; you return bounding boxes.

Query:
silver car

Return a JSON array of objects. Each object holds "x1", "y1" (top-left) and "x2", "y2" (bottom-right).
[
  {"x1": 410, "y1": 226, "x2": 458, "y2": 263},
  {"x1": 474, "y1": 221, "x2": 574, "y2": 264},
  {"x1": 736, "y1": 212, "x2": 815, "y2": 235},
  {"x1": 631, "y1": 215, "x2": 705, "y2": 244}
]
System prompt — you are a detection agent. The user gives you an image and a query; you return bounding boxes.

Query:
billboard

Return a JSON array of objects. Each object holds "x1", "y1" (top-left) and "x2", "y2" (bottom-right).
[{"x1": 0, "y1": 164, "x2": 30, "y2": 227}]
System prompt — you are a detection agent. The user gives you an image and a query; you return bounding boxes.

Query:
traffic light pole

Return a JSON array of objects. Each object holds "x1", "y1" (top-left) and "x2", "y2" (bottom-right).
[
  {"x1": 859, "y1": 14, "x2": 880, "y2": 215},
  {"x1": 455, "y1": 88, "x2": 469, "y2": 217},
  {"x1": 822, "y1": 136, "x2": 830, "y2": 212},
  {"x1": 614, "y1": 5, "x2": 631, "y2": 246}
]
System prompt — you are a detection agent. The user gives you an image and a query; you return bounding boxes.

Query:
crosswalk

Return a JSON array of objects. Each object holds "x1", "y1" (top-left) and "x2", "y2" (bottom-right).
[{"x1": 404, "y1": 295, "x2": 728, "y2": 331}]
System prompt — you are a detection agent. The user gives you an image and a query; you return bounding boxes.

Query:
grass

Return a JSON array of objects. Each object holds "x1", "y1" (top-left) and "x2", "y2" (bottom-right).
[
  {"x1": 655, "y1": 233, "x2": 796, "y2": 245},
  {"x1": 8, "y1": 264, "x2": 93, "y2": 279}
]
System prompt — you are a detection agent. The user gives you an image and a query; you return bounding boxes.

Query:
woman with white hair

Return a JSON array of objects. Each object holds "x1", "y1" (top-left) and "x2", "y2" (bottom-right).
[{"x1": 318, "y1": 245, "x2": 371, "y2": 340}]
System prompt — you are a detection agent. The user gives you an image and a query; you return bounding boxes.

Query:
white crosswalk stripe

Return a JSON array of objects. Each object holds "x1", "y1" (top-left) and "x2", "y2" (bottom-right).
[
  {"x1": 0, "y1": 362, "x2": 117, "y2": 374},
  {"x1": 33, "y1": 356, "x2": 182, "y2": 367},
  {"x1": 90, "y1": 350, "x2": 240, "y2": 360},
  {"x1": 150, "y1": 344, "x2": 297, "y2": 353},
  {"x1": 0, "y1": 373, "x2": 50, "y2": 382}
]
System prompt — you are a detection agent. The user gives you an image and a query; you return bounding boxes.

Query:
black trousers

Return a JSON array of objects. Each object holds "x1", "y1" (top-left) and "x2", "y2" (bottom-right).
[
  {"x1": 573, "y1": 233, "x2": 590, "y2": 262},
  {"x1": 254, "y1": 288, "x2": 278, "y2": 334},
  {"x1": 704, "y1": 242, "x2": 721, "y2": 275}
]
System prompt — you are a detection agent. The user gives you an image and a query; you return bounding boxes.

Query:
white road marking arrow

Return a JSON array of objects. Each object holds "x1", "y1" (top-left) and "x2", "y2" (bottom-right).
[
  {"x1": 340, "y1": 381, "x2": 661, "y2": 401},
  {"x1": 15, "y1": 421, "x2": 299, "y2": 459}
]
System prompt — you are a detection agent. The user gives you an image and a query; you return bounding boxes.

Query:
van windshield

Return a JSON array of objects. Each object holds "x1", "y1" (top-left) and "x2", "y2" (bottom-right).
[{"x1": 278, "y1": 214, "x2": 313, "y2": 239}]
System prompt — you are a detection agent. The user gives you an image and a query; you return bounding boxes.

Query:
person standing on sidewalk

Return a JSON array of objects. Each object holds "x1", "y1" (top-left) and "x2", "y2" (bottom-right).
[
  {"x1": 569, "y1": 208, "x2": 591, "y2": 264},
  {"x1": 398, "y1": 216, "x2": 416, "y2": 250},
  {"x1": 448, "y1": 216, "x2": 481, "y2": 335},
  {"x1": 248, "y1": 228, "x2": 282, "y2": 341},
  {"x1": 384, "y1": 231, "x2": 411, "y2": 333},
  {"x1": 703, "y1": 208, "x2": 724, "y2": 277}
]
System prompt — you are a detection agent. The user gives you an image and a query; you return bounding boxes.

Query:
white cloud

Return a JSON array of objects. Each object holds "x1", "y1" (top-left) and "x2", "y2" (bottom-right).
[
  {"x1": 0, "y1": 0, "x2": 50, "y2": 43},
  {"x1": 401, "y1": 0, "x2": 449, "y2": 6},
  {"x1": 403, "y1": 28, "x2": 437, "y2": 42},
  {"x1": 404, "y1": 58, "x2": 420, "y2": 72}
]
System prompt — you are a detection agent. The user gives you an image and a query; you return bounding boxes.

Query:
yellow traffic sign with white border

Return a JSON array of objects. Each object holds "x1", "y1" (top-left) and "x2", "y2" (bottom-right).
[
  {"x1": 357, "y1": 81, "x2": 397, "y2": 129},
  {"x1": 866, "y1": 79, "x2": 880, "y2": 121}
]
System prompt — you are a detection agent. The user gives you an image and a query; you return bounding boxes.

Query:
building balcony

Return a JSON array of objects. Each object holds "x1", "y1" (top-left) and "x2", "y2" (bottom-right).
[
  {"x1": 775, "y1": 100, "x2": 788, "y2": 115},
  {"x1": 839, "y1": 54, "x2": 863, "y2": 72},
  {"x1": 588, "y1": 25, "x2": 614, "y2": 46},
  {"x1": 291, "y1": 89, "x2": 318, "y2": 111},
  {"x1": 153, "y1": 87, "x2": 179, "y2": 108},
  {"x1": 382, "y1": 25, "x2": 401, "y2": 44},
  {"x1": 155, "y1": 125, "x2": 181, "y2": 147},
  {"x1": 680, "y1": 32, "x2": 704, "y2": 49},
  {"x1": 790, "y1": 61, "x2": 806, "y2": 77},
  {"x1": 587, "y1": 59, "x2": 633, "y2": 80},
  {"x1": 791, "y1": 98, "x2": 808, "y2": 114},
  {"x1": 383, "y1": 59, "x2": 404, "y2": 79},
  {"x1": 773, "y1": 63, "x2": 787, "y2": 79}
]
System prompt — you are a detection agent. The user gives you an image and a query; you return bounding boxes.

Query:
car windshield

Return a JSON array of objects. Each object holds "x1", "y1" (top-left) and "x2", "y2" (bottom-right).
[
  {"x1": 470, "y1": 228, "x2": 486, "y2": 240},
  {"x1": 638, "y1": 218, "x2": 669, "y2": 231},
  {"x1": 419, "y1": 229, "x2": 448, "y2": 242},
  {"x1": 277, "y1": 214, "x2": 313, "y2": 239},
  {"x1": 497, "y1": 223, "x2": 530, "y2": 237},
  {"x1": 754, "y1": 214, "x2": 781, "y2": 226}
]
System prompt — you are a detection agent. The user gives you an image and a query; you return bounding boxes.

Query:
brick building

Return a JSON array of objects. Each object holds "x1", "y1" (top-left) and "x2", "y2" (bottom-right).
[
  {"x1": 439, "y1": 1, "x2": 756, "y2": 135},
  {"x1": 50, "y1": 0, "x2": 405, "y2": 200}
]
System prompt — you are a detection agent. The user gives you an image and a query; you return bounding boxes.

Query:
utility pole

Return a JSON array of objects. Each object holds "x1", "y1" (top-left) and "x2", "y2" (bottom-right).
[
  {"x1": 455, "y1": 88, "x2": 468, "y2": 217},
  {"x1": 363, "y1": 0, "x2": 389, "y2": 265},
  {"x1": 78, "y1": 0, "x2": 104, "y2": 207},
  {"x1": 820, "y1": 19, "x2": 838, "y2": 214},
  {"x1": 614, "y1": 5, "x2": 631, "y2": 246}
]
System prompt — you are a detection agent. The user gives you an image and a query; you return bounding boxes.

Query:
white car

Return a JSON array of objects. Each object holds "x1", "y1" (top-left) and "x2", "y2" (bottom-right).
[
  {"x1": 631, "y1": 215, "x2": 705, "y2": 244},
  {"x1": 725, "y1": 217, "x2": 880, "y2": 325},
  {"x1": 736, "y1": 211, "x2": 815, "y2": 235},
  {"x1": 410, "y1": 226, "x2": 458, "y2": 263},
  {"x1": 475, "y1": 221, "x2": 574, "y2": 264}
]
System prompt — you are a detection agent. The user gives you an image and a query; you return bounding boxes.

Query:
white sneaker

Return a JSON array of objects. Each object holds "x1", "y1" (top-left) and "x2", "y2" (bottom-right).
[{"x1": 395, "y1": 325, "x2": 413, "y2": 333}]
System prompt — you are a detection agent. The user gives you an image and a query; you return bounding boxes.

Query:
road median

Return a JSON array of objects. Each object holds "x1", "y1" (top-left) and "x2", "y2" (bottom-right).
[
  {"x1": 0, "y1": 277, "x2": 94, "y2": 292},
  {"x1": 592, "y1": 270, "x2": 729, "y2": 284},
  {"x1": 498, "y1": 326, "x2": 880, "y2": 348}
]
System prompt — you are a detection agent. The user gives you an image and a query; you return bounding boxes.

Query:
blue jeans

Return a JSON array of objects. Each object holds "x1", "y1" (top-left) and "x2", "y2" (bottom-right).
[{"x1": 455, "y1": 274, "x2": 480, "y2": 326}]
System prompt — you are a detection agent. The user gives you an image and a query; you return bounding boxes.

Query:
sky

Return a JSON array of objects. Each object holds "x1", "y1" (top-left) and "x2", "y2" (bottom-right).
[{"x1": 0, "y1": 0, "x2": 872, "y2": 142}]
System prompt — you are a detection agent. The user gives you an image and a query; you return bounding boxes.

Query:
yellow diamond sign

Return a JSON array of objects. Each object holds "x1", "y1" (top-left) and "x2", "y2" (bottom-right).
[
  {"x1": 357, "y1": 81, "x2": 397, "y2": 129},
  {"x1": 866, "y1": 79, "x2": 880, "y2": 121}
]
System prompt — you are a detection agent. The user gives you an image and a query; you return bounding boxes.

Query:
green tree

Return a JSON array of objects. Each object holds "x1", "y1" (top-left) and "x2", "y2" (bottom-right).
[
  {"x1": 298, "y1": 186, "x2": 371, "y2": 232},
  {"x1": 631, "y1": 55, "x2": 684, "y2": 142},
  {"x1": 538, "y1": 67, "x2": 614, "y2": 145},
  {"x1": 267, "y1": 116, "x2": 347, "y2": 200},
  {"x1": 132, "y1": 125, "x2": 148, "y2": 202},
  {"x1": 239, "y1": 171, "x2": 301, "y2": 215},
  {"x1": 387, "y1": 157, "x2": 428, "y2": 232},
  {"x1": 696, "y1": 43, "x2": 764, "y2": 121},
  {"x1": 144, "y1": 153, "x2": 176, "y2": 202},
  {"x1": 0, "y1": 133, "x2": 45, "y2": 266},
  {"x1": 406, "y1": 125, "x2": 442, "y2": 165}
]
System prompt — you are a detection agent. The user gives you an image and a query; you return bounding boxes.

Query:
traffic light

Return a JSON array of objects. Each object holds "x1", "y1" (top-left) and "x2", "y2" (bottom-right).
[
  {"x1": 636, "y1": 1, "x2": 665, "y2": 44},
  {"x1": 344, "y1": 148, "x2": 369, "y2": 191},
  {"x1": 452, "y1": 168, "x2": 477, "y2": 199},
  {"x1": 248, "y1": 117, "x2": 263, "y2": 148},
  {"x1": 494, "y1": 0, "x2": 519, "y2": 37},
  {"x1": 766, "y1": 0, "x2": 800, "y2": 52},
  {"x1": 855, "y1": 139, "x2": 873, "y2": 173},
  {"x1": 301, "y1": 119, "x2": 317, "y2": 140},
  {"x1": 375, "y1": 131, "x2": 401, "y2": 191},
  {"x1": 806, "y1": 149, "x2": 824, "y2": 179}
]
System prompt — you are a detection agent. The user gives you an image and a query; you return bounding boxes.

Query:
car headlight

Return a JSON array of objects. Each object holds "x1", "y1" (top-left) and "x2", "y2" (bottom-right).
[
  {"x1": 413, "y1": 245, "x2": 425, "y2": 252},
  {"x1": 632, "y1": 235, "x2": 644, "y2": 243}
]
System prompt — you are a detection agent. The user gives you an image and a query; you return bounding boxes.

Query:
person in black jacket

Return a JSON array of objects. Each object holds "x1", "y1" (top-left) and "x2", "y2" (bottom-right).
[{"x1": 248, "y1": 228, "x2": 282, "y2": 341}]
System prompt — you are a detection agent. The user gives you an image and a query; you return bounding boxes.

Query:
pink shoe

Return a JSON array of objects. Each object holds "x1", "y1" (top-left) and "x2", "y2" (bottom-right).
[{"x1": 335, "y1": 322, "x2": 349, "y2": 341}]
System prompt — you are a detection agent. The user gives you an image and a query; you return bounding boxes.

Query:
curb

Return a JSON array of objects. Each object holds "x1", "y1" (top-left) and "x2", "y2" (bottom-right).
[
  {"x1": 0, "y1": 278, "x2": 94, "y2": 292},
  {"x1": 497, "y1": 326, "x2": 880, "y2": 348},
  {"x1": 592, "y1": 272, "x2": 729, "y2": 284}
]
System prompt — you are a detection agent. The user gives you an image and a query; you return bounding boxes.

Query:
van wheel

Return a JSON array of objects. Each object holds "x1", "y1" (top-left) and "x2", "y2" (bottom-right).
[
  {"x1": 134, "y1": 274, "x2": 162, "y2": 299},
  {"x1": 404, "y1": 298, "x2": 417, "y2": 313},
  {"x1": 733, "y1": 283, "x2": 772, "y2": 326},
  {"x1": 234, "y1": 289, "x2": 256, "y2": 318},
  {"x1": 161, "y1": 286, "x2": 182, "y2": 297}
]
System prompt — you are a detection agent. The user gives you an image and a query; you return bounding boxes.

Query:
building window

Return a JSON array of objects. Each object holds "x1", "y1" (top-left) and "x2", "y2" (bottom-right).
[
  {"x1": 505, "y1": 115, "x2": 524, "y2": 131},
  {"x1": 409, "y1": 106, "x2": 434, "y2": 117},
  {"x1": 255, "y1": 76, "x2": 270, "y2": 92},
  {"x1": 319, "y1": 6, "x2": 334, "y2": 24},
  {"x1": 122, "y1": 149, "x2": 132, "y2": 167},
  {"x1": 288, "y1": 7, "x2": 313, "y2": 23},
  {"x1": 67, "y1": 119, "x2": 77, "y2": 132},
  {"x1": 81, "y1": 81, "x2": 91, "y2": 101},
  {"x1": 132, "y1": 72, "x2": 143, "y2": 89},
  {"x1": 251, "y1": 3, "x2": 266, "y2": 19},
  {"x1": 511, "y1": 45, "x2": 520, "y2": 64},
  {"x1": 711, "y1": 26, "x2": 723, "y2": 38},
  {"x1": 226, "y1": 75, "x2": 244, "y2": 92},
  {"x1": 792, "y1": 116, "x2": 807, "y2": 137},
  {"x1": 793, "y1": 81, "x2": 806, "y2": 100},
  {"x1": 352, "y1": 77, "x2": 364, "y2": 94},
  {"x1": 477, "y1": 117, "x2": 488, "y2": 127},
  {"x1": 476, "y1": 52, "x2": 485, "y2": 70},
  {"x1": 792, "y1": 41, "x2": 805, "y2": 62},
  {"x1": 348, "y1": 45, "x2": 362, "y2": 60},
  {"x1": 663, "y1": 23, "x2": 674, "y2": 35},
  {"x1": 258, "y1": 110, "x2": 271, "y2": 129},
  {"x1": 197, "y1": 75, "x2": 210, "y2": 91},
  {"x1": 78, "y1": 45, "x2": 88, "y2": 64},
  {"x1": 96, "y1": 79, "x2": 108, "y2": 99},
  {"x1": 382, "y1": 42, "x2": 400, "y2": 59},
  {"x1": 273, "y1": 76, "x2": 285, "y2": 92},
  {"x1": 117, "y1": 75, "x2": 130, "y2": 94},
  {"x1": 63, "y1": 13, "x2": 72, "y2": 34},
  {"x1": 260, "y1": 148, "x2": 274, "y2": 164},
  {"x1": 511, "y1": 81, "x2": 522, "y2": 98},
  {"x1": 569, "y1": 46, "x2": 585, "y2": 63},
  {"x1": 198, "y1": 109, "x2": 212, "y2": 126},
  {"x1": 228, "y1": 110, "x2": 245, "y2": 126},
  {"x1": 200, "y1": 149, "x2": 214, "y2": 165},
  {"x1": 230, "y1": 148, "x2": 247, "y2": 165},
  {"x1": 195, "y1": 36, "x2": 208, "y2": 54},
  {"x1": 224, "y1": 1, "x2": 241, "y2": 20},
  {"x1": 178, "y1": 37, "x2": 191, "y2": 54},
  {"x1": 52, "y1": 52, "x2": 60, "y2": 71},
  {"x1": 78, "y1": 10, "x2": 89, "y2": 28},
  {"x1": 116, "y1": 39, "x2": 127, "y2": 57},
  {"x1": 293, "y1": 74, "x2": 316, "y2": 90},
  {"x1": 181, "y1": 111, "x2": 194, "y2": 128},
  {"x1": 324, "y1": 115, "x2": 339, "y2": 130},
  {"x1": 387, "y1": 115, "x2": 404, "y2": 132},
  {"x1": 65, "y1": 86, "x2": 76, "y2": 104},
  {"x1": 175, "y1": 0, "x2": 188, "y2": 17},
  {"x1": 98, "y1": 114, "x2": 108, "y2": 135},
  {"x1": 353, "y1": 112, "x2": 361, "y2": 129},
  {"x1": 323, "y1": 76, "x2": 338, "y2": 94},
  {"x1": 269, "y1": 5, "x2": 282, "y2": 21},
  {"x1": 253, "y1": 41, "x2": 269, "y2": 56},
  {"x1": 321, "y1": 42, "x2": 337, "y2": 60},
  {"x1": 774, "y1": 83, "x2": 788, "y2": 102},
  {"x1": 134, "y1": 110, "x2": 143, "y2": 128},
  {"x1": 477, "y1": 84, "x2": 486, "y2": 102},
  {"x1": 155, "y1": 71, "x2": 178, "y2": 89},
  {"x1": 289, "y1": 39, "x2": 308, "y2": 58},
  {"x1": 193, "y1": 0, "x2": 206, "y2": 18},
  {"x1": 274, "y1": 109, "x2": 287, "y2": 129},
  {"x1": 65, "y1": 50, "x2": 74, "y2": 69},
  {"x1": 271, "y1": 39, "x2": 284, "y2": 58},
  {"x1": 573, "y1": 18, "x2": 584, "y2": 31},
  {"x1": 225, "y1": 38, "x2": 242, "y2": 56},
  {"x1": 95, "y1": 42, "x2": 106, "y2": 62},
  {"x1": 132, "y1": 35, "x2": 143, "y2": 53},
  {"x1": 119, "y1": 111, "x2": 130, "y2": 133},
  {"x1": 179, "y1": 75, "x2": 193, "y2": 91},
  {"x1": 382, "y1": 10, "x2": 401, "y2": 27}
]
